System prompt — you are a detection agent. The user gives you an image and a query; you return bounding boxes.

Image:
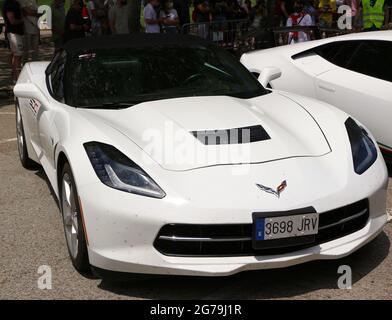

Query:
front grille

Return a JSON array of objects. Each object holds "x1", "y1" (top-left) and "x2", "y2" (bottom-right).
[{"x1": 153, "y1": 199, "x2": 369, "y2": 257}]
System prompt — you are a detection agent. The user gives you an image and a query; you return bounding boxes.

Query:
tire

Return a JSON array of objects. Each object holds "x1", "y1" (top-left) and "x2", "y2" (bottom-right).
[
  {"x1": 60, "y1": 162, "x2": 90, "y2": 273},
  {"x1": 15, "y1": 100, "x2": 36, "y2": 169}
]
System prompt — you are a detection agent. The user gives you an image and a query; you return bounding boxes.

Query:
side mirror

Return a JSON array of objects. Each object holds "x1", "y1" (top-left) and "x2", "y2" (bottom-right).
[
  {"x1": 257, "y1": 67, "x2": 282, "y2": 88},
  {"x1": 13, "y1": 82, "x2": 48, "y2": 104}
]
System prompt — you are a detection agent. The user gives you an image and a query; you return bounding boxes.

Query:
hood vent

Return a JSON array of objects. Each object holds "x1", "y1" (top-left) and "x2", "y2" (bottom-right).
[{"x1": 191, "y1": 125, "x2": 270, "y2": 145}]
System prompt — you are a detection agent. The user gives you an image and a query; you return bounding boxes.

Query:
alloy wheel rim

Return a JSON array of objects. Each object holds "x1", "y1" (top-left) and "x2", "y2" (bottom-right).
[
  {"x1": 62, "y1": 173, "x2": 79, "y2": 259},
  {"x1": 16, "y1": 105, "x2": 24, "y2": 159}
]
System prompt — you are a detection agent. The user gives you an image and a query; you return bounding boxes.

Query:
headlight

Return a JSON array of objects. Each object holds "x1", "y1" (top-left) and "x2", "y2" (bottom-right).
[
  {"x1": 345, "y1": 117, "x2": 377, "y2": 174},
  {"x1": 84, "y1": 142, "x2": 166, "y2": 199}
]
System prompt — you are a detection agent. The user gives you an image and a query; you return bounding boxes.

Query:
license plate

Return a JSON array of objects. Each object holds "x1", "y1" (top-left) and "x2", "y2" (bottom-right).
[{"x1": 254, "y1": 213, "x2": 319, "y2": 241}]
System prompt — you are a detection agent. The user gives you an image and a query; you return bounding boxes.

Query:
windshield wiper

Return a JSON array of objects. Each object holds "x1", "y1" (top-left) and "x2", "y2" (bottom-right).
[{"x1": 77, "y1": 101, "x2": 140, "y2": 109}]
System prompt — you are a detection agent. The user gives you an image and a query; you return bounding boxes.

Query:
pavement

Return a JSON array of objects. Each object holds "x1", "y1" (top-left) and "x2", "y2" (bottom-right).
[{"x1": 0, "y1": 32, "x2": 392, "y2": 300}]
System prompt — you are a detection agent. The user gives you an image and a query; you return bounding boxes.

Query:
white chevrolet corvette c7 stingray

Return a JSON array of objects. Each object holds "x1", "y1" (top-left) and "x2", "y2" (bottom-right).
[{"x1": 13, "y1": 34, "x2": 388, "y2": 277}]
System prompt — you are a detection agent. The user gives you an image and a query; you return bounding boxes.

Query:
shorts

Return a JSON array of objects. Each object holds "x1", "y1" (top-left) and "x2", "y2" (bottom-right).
[{"x1": 7, "y1": 32, "x2": 24, "y2": 56}]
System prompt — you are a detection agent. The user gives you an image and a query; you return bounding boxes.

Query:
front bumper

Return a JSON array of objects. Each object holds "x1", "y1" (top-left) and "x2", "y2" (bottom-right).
[
  {"x1": 87, "y1": 212, "x2": 386, "y2": 276},
  {"x1": 77, "y1": 153, "x2": 389, "y2": 276}
]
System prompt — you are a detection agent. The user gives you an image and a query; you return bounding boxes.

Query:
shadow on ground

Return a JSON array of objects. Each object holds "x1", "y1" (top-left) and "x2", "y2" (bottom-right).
[
  {"x1": 34, "y1": 168, "x2": 59, "y2": 209},
  {"x1": 95, "y1": 232, "x2": 389, "y2": 299}
]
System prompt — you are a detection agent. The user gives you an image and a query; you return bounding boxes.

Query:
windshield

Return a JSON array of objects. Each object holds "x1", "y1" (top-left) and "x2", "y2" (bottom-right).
[{"x1": 65, "y1": 45, "x2": 268, "y2": 108}]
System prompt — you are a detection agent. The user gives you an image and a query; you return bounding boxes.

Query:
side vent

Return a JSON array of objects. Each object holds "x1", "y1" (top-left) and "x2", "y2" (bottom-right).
[{"x1": 191, "y1": 125, "x2": 270, "y2": 145}]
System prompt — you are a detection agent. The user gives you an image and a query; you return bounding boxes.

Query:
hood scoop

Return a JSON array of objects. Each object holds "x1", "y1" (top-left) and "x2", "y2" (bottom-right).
[{"x1": 191, "y1": 125, "x2": 271, "y2": 145}]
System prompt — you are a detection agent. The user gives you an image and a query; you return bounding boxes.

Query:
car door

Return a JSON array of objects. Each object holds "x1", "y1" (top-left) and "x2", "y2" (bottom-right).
[
  {"x1": 314, "y1": 40, "x2": 392, "y2": 155},
  {"x1": 38, "y1": 51, "x2": 66, "y2": 169}
]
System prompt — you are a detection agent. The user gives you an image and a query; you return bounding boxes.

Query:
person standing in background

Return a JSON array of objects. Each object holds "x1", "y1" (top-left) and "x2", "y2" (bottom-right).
[
  {"x1": 286, "y1": 0, "x2": 312, "y2": 43},
  {"x1": 160, "y1": 0, "x2": 179, "y2": 33},
  {"x1": 303, "y1": 0, "x2": 317, "y2": 25},
  {"x1": 173, "y1": 0, "x2": 190, "y2": 26},
  {"x1": 250, "y1": 1, "x2": 267, "y2": 28},
  {"x1": 272, "y1": 0, "x2": 291, "y2": 26},
  {"x1": 193, "y1": 0, "x2": 210, "y2": 38},
  {"x1": 144, "y1": 0, "x2": 162, "y2": 33},
  {"x1": 86, "y1": 0, "x2": 103, "y2": 36},
  {"x1": 360, "y1": 0, "x2": 388, "y2": 31},
  {"x1": 63, "y1": 0, "x2": 89, "y2": 43},
  {"x1": 275, "y1": 0, "x2": 294, "y2": 26},
  {"x1": 109, "y1": 0, "x2": 130, "y2": 34},
  {"x1": 318, "y1": 0, "x2": 337, "y2": 27},
  {"x1": 19, "y1": 0, "x2": 41, "y2": 62},
  {"x1": 193, "y1": 0, "x2": 210, "y2": 22},
  {"x1": 92, "y1": 0, "x2": 110, "y2": 34},
  {"x1": 81, "y1": 0, "x2": 92, "y2": 32},
  {"x1": 3, "y1": 0, "x2": 24, "y2": 82},
  {"x1": 51, "y1": 0, "x2": 65, "y2": 51}
]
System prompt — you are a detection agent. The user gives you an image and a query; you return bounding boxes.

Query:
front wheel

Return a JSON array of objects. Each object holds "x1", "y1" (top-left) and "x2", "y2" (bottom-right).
[{"x1": 60, "y1": 162, "x2": 90, "y2": 273}]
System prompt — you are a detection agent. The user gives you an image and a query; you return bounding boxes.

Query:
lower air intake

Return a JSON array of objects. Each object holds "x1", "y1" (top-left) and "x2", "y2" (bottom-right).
[{"x1": 154, "y1": 199, "x2": 369, "y2": 257}]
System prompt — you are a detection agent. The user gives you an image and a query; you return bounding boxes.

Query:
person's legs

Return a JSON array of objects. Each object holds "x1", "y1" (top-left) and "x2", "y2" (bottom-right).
[{"x1": 7, "y1": 33, "x2": 24, "y2": 83}]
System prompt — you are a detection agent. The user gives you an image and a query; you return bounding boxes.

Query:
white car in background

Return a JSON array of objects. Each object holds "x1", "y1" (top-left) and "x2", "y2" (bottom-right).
[
  {"x1": 13, "y1": 34, "x2": 388, "y2": 277},
  {"x1": 241, "y1": 31, "x2": 392, "y2": 163}
]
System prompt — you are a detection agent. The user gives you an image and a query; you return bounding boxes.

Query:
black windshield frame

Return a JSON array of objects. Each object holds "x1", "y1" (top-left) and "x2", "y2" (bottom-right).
[{"x1": 64, "y1": 44, "x2": 268, "y2": 108}]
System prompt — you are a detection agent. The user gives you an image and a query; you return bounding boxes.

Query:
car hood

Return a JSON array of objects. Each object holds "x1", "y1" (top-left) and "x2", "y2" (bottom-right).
[{"x1": 78, "y1": 93, "x2": 331, "y2": 171}]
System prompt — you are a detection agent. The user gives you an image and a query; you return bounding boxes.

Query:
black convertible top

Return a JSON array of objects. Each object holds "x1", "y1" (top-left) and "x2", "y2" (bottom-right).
[{"x1": 63, "y1": 34, "x2": 212, "y2": 54}]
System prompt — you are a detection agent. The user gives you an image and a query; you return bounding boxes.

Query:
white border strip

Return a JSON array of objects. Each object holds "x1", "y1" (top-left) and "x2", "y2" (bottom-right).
[{"x1": 0, "y1": 138, "x2": 17, "y2": 144}]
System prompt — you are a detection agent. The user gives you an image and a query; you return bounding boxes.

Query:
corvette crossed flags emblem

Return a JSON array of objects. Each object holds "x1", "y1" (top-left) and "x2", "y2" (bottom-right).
[{"x1": 256, "y1": 180, "x2": 287, "y2": 198}]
